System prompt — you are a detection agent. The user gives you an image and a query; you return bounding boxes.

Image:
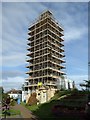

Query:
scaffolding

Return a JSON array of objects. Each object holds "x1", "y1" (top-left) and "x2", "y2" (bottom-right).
[{"x1": 22, "y1": 10, "x2": 66, "y2": 102}]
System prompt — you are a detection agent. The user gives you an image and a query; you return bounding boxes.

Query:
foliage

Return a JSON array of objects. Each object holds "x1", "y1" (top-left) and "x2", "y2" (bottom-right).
[
  {"x1": 51, "y1": 90, "x2": 72, "y2": 100},
  {"x1": 2, "y1": 93, "x2": 10, "y2": 106},
  {"x1": 24, "y1": 90, "x2": 89, "y2": 120},
  {"x1": 2, "y1": 93, "x2": 9, "y2": 101},
  {"x1": 2, "y1": 109, "x2": 21, "y2": 116},
  {"x1": 26, "y1": 104, "x2": 40, "y2": 112},
  {"x1": 9, "y1": 109, "x2": 21, "y2": 115},
  {"x1": 10, "y1": 98, "x2": 16, "y2": 106},
  {"x1": 80, "y1": 80, "x2": 90, "y2": 91}
]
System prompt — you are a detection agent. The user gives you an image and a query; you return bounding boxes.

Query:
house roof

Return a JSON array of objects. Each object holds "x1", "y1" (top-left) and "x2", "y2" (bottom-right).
[{"x1": 7, "y1": 89, "x2": 22, "y2": 94}]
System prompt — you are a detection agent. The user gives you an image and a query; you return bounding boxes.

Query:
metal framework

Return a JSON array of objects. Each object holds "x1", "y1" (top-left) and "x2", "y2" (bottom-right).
[{"x1": 24, "y1": 10, "x2": 66, "y2": 93}]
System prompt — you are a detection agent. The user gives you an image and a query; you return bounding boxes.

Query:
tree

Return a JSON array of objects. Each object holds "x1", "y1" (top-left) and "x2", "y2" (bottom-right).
[{"x1": 80, "y1": 80, "x2": 90, "y2": 91}]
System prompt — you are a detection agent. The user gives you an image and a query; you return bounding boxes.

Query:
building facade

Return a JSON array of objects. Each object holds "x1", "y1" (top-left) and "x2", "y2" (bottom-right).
[
  {"x1": 22, "y1": 10, "x2": 66, "y2": 103},
  {"x1": 7, "y1": 89, "x2": 22, "y2": 100}
]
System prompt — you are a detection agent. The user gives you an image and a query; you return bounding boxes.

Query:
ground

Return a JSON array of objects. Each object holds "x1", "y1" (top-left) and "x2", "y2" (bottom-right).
[{"x1": 12, "y1": 104, "x2": 37, "y2": 119}]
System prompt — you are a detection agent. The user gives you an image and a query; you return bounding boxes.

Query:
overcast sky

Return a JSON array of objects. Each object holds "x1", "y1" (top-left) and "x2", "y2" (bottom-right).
[
  {"x1": 0, "y1": 0, "x2": 89, "y2": 2},
  {"x1": 0, "y1": 1, "x2": 88, "y2": 91}
]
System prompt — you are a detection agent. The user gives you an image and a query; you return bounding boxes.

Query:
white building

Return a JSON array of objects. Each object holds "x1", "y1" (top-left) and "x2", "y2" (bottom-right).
[
  {"x1": 64, "y1": 78, "x2": 74, "y2": 89},
  {"x1": 7, "y1": 89, "x2": 22, "y2": 100},
  {"x1": 56, "y1": 77, "x2": 74, "y2": 90}
]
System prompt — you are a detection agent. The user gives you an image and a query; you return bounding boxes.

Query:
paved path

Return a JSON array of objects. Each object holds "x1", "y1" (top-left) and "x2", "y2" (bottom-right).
[{"x1": 12, "y1": 104, "x2": 38, "y2": 119}]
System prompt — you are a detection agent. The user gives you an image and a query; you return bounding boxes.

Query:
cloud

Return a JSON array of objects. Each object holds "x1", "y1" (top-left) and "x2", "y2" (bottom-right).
[
  {"x1": 0, "y1": 2, "x2": 2, "y2": 57},
  {"x1": 68, "y1": 75, "x2": 88, "y2": 84},
  {"x1": 2, "y1": 53, "x2": 26, "y2": 67},
  {"x1": 1, "y1": 0, "x2": 89, "y2": 2},
  {"x1": 68, "y1": 75, "x2": 88, "y2": 89},
  {"x1": 53, "y1": 3, "x2": 88, "y2": 43},
  {"x1": 64, "y1": 26, "x2": 87, "y2": 43},
  {"x1": 2, "y1": 2, "x2": 47, "y2": 67},
  {"x1": 0, "y1": 80, "x2": 2, "y2": 87},
  {"x1": 2, "y1": 69, "x2": 25, "y2": 79},
  {"x1": 2, "y1": 76, "x2": 25, "y2": 92},
  {"x1": 1, "y1": 2, "x2": 88, "y2": 91},
  {"x1": 3, "y1": 76, "x2": 25, "y2": 83}
]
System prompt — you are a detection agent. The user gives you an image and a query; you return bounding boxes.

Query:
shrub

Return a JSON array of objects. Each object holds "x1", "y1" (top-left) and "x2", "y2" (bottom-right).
[{"x1": 10, "y1": 99, "x2": 16, "y2": 106}]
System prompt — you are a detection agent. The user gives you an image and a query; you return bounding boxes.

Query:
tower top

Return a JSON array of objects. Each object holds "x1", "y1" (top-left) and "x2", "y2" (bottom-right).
[{"x1": 39, "y1": 10, "x2": 53, "y2": 20}]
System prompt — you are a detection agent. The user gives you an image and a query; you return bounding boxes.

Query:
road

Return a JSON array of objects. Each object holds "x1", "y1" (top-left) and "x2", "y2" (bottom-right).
[{"x1": 12, "y1": 104, "x2": 38, "y2": 119}]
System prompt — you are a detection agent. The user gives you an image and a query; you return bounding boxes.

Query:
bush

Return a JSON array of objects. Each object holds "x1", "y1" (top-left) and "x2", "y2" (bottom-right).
[
  {"x1": 52, "y1": 105, "x2": 64, "y2": 116},
  {"x1": 10, "y1": 99, "x2": 16, "y2": 106},
  {"x1": 9, "y1": 109, "x2": 21, "y2": 115}
]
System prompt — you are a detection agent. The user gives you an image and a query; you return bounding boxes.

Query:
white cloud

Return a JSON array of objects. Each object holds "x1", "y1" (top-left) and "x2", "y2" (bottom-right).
[
  {"x1": 0, "y1": 80, "x2": 2, "y2": 87},
  {"x1": 2, "y1": 2, "x2": 47, "y2": 67},
  {"x1": 2, "y1": 53, "x2": 26, "y2": 67},
  {"x1": 51, "y1": 2, "x2": 88, "y2": 43},
  {"x1": 68, "y1": 75, "x2": 88, "y2": 84},
  {"x1": 2, "y1": 76, "x2": 25, "y2": 92},
  {"x1": 64, "y1": 27, "x2": 87, "y2": 43},
  {"x1": 2, "y1": 69, "x2": 25, "y2": 79},
  {"x1": 1, "y1": 0, "x2": 89, "y2": 2},
  {"x1": 1, "y1": 2, "x2": 88, "y2": 91},
  {"x1": 0, "y1": 3, "x2": 2, "y2": 64},
  {"x1": 68, "y1": 74, "x2": 88, "y2": 89},
  {"x1": 3, "y1": 76, "x2": 25, "y2": 83}
]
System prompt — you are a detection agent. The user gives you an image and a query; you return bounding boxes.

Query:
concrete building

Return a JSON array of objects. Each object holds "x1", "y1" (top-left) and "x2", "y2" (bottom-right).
[
  {"x1": 64, "y1": 79, "x2": 75, "y2": 90},
  {"x1": 22, "y1": 10, "x2": 66, "y2": 103}
]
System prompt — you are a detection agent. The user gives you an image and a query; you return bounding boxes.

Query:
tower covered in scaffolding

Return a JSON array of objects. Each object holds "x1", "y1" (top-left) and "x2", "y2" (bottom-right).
[{"x1": 22, "y1": 10, "x2": 66, "y2": 103}]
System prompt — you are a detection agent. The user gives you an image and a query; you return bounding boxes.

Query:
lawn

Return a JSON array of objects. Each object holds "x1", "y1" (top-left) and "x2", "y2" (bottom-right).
[
  {"x1": 1, "y1": 108, "x2": 21, "y2": 118},
  {"x1": 9, "y1": 109, "x2": 21, "y2": 116},
  {"x1": 23, "y1": 90, "x2": 90, "y2": 120}
]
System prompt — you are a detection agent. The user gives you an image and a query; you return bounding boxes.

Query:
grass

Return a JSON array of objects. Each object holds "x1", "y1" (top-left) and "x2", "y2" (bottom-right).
[
  {"x1": 1, "y1": 108, "x2": 21, "y2": 117},
  {"x1": 24, "y1": 101, "x2": 82, "y2": 120},
  {"x1": 50, "y1": 90, "x2": 72, "y2": 100},
  {"x1": 23, "y1": 90, "x2": 90, "y2": 120},
  {"x1": 26, "y1": 104, "x2": 40, "y2": 112},
  {"x1": 9, "y1": 109, "x2": 21, "y2": 115}
]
